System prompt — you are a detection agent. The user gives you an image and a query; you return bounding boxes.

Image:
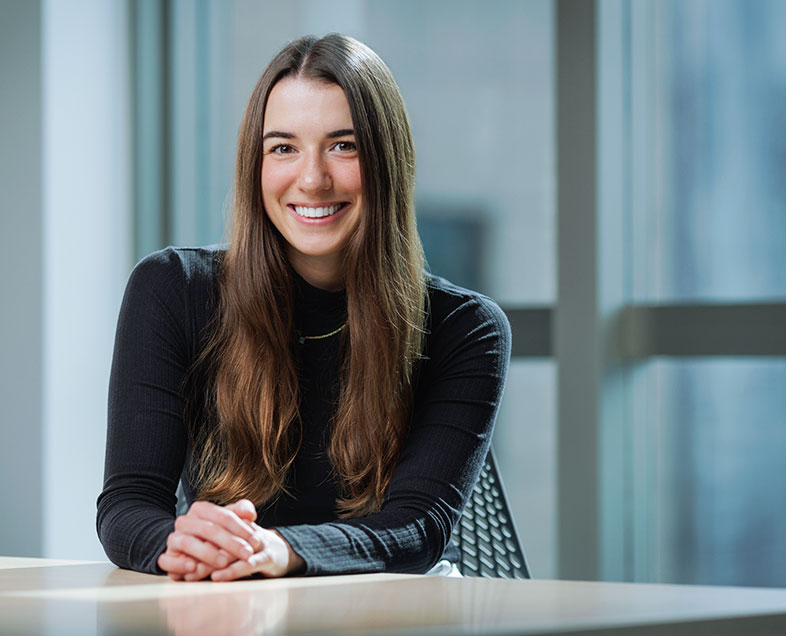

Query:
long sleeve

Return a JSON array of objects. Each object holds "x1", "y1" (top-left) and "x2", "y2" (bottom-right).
[
  {"x1": 275, "y1": 280, "x2": 511, "y2": 575},
  {"x1": 96, "y1": 248, "x2": 213, "y2": 574}
]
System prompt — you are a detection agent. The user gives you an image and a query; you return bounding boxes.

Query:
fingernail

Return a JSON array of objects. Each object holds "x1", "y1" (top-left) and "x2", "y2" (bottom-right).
[
  {"x1": 241, "y1": 545, "x2": 254, "y2": 557},
  {"x1": 185, "y1": 560, "x2": 195, "y2": 572},
  {"x1": 216, "y1": 555, "x2": 229, "y2": 568}
]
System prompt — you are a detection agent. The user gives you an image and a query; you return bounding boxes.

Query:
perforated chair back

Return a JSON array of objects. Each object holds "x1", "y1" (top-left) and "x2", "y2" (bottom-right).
[{"x1": 451, "y1": 448, "x2": 531, "y2": 578}]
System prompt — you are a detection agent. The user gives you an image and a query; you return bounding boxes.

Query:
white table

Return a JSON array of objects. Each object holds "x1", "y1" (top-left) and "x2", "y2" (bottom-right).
[{"x1": 2, "y1": 557, "x2": 786, "y2": 634}]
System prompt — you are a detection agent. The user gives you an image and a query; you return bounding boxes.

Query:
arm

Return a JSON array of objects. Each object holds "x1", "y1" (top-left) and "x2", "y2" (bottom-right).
[
  {"x1": 98, "y1": 247, "x2": 283, "y2": 577},
  {"x1": 96, "y1": 249, "x2": 191, "y2": 573},
  {"x1": 274, "y1": 287, "x2": 511, "y2": 575}
]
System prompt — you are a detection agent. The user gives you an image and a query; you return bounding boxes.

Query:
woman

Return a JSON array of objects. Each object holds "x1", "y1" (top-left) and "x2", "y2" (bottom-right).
[{"x1": 97, "y1": 34, "x2": 510, "y2": 581}]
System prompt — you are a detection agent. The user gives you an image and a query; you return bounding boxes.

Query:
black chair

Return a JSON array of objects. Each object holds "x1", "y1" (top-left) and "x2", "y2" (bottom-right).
[{"x1": 451, "y1": 448, "x2": 531, "y2": 578}]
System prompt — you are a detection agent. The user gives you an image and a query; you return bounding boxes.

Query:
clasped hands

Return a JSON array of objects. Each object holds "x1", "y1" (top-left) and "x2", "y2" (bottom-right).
[{"x1": 157, "y1": 499, "x2": 305, "y2": 582}]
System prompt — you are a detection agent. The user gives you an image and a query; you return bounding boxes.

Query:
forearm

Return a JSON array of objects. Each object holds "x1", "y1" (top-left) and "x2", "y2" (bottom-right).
[
  {"x1": 96, "y1": 492, "x2": 174, "y2": 573},
  {"x1": 98, "y1": 249, "x2": 196, "y2": 574},
  {"x1": 274, "y1": 501, "x2": 454, "y2": 576}
]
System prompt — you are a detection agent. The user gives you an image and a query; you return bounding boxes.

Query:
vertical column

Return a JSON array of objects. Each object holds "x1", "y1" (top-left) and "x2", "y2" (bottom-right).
[
  {"x1": 42, "y1": 0, "x2": 132, "y2": 559},
  {"x1": 558, "y1": 0, "x2": 638, "y2": 582},
  {"x1": 555, "y1": 0, "x2": 599, "y2": 581},
  {"x1": 0, "y1": 0, "x2": 44, "y2": 557},
  {"x1": 132, "y1": 0, "x2": 168, "y2": 260}
]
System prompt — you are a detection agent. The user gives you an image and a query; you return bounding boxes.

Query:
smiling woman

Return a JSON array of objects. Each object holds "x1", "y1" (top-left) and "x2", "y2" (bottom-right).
[
  {"x1": 96, "y1": 34, "x2": 511, "y2": 582},
  {"x1": 261, "y1": 79, "x2": 363, "y2": 290}
]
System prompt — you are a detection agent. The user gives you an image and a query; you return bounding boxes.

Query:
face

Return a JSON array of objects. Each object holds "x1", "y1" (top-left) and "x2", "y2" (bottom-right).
[{"x1": 261, "y1": 77, "x2": 363, "y2": 289}]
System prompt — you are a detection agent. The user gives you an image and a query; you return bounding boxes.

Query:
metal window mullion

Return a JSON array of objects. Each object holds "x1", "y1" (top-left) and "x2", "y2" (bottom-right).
[
  {"x1": 556, "y1": 0, "x2": 601, "y2": 582},
  {"x1": 132, "y1": 0, "x2": 167, "y2": 261},
  {"x1": 622, "y1": 303, "x2": 786, "y2": 357}
]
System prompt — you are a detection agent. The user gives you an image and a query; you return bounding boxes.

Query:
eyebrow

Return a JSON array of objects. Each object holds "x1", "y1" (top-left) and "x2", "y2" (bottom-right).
[
  {"x1": 262, "y1": 131, "x2": 294, "y2": 141},
  {"x1": 261, "y1": 128, "x2": 355, "y2": 141},
  {"x1": 326, "y1": 128, "x2": 355, "y2": 138}
]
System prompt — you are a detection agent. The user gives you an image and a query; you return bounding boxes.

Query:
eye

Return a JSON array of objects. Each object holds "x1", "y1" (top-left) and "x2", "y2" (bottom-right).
[
  {"x1": 333, "y1": 141, "x2": 357, "y2": 153},
  {"x1": 268, "y1": 144, "x2": 295, "y2": 155}
]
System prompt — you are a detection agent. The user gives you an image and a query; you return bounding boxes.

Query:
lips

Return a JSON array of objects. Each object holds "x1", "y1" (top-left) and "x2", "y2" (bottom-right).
[{"x1": 291, "y1": 203, "x2": 346, "y2": 219}]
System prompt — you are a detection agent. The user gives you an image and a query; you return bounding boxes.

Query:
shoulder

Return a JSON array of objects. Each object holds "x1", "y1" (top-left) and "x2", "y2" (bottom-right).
[
  {"x1": 117, "y1": 245, "x2": 226, "y2": 359},
  {"x1": 425, "y1": 273, "x2": 510, "y2": 339},
  {"x1": 414, "y1": 274, "x2": 511, "y2": 399},
  {"x1": 120, "y1": 245, "x2": 225, "y2": 331},
  {"x1": 129, "y1": 244, "x2": 225, "y2": 290},
  {"x1": 423, "y1": 275, "x2": 511, "y2": 373}
]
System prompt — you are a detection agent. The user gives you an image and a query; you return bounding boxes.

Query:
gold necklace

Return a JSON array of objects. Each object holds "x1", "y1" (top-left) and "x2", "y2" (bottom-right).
[{"x1": 297, "y1": 323, "x2": 346, "y2": 345}]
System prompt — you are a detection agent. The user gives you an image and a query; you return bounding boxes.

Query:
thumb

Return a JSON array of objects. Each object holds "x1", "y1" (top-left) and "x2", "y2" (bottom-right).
[{"x1": 227, "y1": 498, "x2": 257, "y2": 522}]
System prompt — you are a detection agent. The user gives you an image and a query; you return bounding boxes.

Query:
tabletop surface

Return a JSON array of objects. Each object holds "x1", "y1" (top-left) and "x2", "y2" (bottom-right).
[{"x1": 3, "y1": 557, "x2": 786, "y2": 635}]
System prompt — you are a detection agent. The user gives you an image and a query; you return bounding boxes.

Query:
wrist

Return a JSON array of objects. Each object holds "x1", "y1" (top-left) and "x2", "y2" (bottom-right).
[{"x1": 273, "y1": 530, "x2": 305, "y2": 575}]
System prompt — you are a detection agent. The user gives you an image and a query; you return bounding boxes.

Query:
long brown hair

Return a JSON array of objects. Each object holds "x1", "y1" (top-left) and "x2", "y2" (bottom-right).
[{"x1": 189, "y1": 34, "x2": 426, "y2": 516}]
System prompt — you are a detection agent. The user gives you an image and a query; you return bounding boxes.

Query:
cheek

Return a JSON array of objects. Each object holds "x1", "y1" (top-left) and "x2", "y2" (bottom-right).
[
  {"x1": 260, "y1": 163, "x2": 290, "y2": 202},
  {"x1": 335, "y1": 162, "x2": 363, "y2": 197}
]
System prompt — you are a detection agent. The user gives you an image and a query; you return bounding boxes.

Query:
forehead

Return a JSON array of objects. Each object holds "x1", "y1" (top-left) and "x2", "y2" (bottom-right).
[{"x1": 263, "y1": 77, "x2": 353, "y2": 132}]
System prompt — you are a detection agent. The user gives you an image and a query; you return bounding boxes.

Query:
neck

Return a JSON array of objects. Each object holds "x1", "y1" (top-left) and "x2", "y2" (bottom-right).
[{"x1": 287, "y1": 249, "x2": 345, "y2": 291}]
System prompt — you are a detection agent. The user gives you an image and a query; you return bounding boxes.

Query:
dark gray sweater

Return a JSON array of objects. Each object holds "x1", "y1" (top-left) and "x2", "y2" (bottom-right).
[{"x1": 97, "y1": 246, "x2": 510, "y2": 576}]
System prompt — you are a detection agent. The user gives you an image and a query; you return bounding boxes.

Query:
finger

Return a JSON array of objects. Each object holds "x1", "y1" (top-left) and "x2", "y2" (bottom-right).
[
  {"x1": 184, "y1": 560, "x2": 215, "y2": 582},
  {"x1": 248, "y1": 523, "x2": 268, "y2": 553},
  {"x1": 158, "y1": 549, "x2": 197, "y2": 575},
  {"x1": 167, "y1": 532, "x2": 232, "y2": 570},
  {"x1": 174, "y1": 515, "x2": 256, "y2": 562},
  {"x1": 226, "y1": 499, "x2": 257, "y2": 523},
  {"x1": 211, "y1": 552, "x2": 270, "y2": 582},
  {"x1": 188, "y1": 501, "x2": 262, "y2": 550},
  {"x1": 182, "y1": 549, "x2": 230, "y2": 582}
]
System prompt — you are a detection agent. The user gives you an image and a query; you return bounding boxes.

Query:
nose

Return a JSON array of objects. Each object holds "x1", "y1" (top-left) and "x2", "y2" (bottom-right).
[{"x1": 297, "y1": 151, "x2": 332, "y2": 192}]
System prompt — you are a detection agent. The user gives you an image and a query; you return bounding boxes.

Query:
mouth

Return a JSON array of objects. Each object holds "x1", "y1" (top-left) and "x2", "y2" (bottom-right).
[{"x1": 290, "y1": 203, "x2": 348, "y2": 219}]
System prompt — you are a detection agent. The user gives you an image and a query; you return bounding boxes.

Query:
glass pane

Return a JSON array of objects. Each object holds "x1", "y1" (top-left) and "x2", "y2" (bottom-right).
[
  {"x1": 366, "y1": 0, "x2": 555, "y2": 304},
  {"x1": 648, "y1": 359, "x2": 786, "y2": 587},
  {"x1": 640, "y1": 0, "x2": 786, "y2": 302},
  {"x1": 494, "y1": 360, "x2": 557, "y2": 579}
]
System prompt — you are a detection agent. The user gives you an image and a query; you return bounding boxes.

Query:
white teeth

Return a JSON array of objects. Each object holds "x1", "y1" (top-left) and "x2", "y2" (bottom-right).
[{"x1": 293, "y1": 204, "x2": 342, "y2": 218}]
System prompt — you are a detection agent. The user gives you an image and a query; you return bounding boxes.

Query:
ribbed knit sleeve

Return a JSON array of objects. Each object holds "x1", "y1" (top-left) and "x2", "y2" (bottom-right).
[
  {"x1": 96, "y1": 247, "x2": 213, "y2": 573},
  {"x1": 275, "y1": 279, "x2": 511, "y2": 575}
]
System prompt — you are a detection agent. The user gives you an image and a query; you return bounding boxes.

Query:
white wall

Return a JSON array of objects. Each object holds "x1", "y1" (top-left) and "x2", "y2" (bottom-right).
[{"x1": 42, "y1": 0, "x2": 132, "y2": 559}]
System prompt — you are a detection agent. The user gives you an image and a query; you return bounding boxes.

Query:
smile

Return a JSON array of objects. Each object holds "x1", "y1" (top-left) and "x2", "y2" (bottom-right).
[{"x1": 291, "y1": 203, "x2": 346, "y2": 219}]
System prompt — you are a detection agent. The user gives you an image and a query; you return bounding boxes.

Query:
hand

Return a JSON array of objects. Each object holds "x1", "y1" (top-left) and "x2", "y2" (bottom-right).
[
  {"x1": 157, "y1": 499, "x2": 263, "y2": 581},
  {"x1": 209, "y1": 526, "x2": 305, "y2": 581}
]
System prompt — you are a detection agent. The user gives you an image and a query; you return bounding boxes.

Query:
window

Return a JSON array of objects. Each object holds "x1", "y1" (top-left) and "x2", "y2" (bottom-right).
[{"x1": 632, "y1": 0, "x2": 786, "y2": 586}]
